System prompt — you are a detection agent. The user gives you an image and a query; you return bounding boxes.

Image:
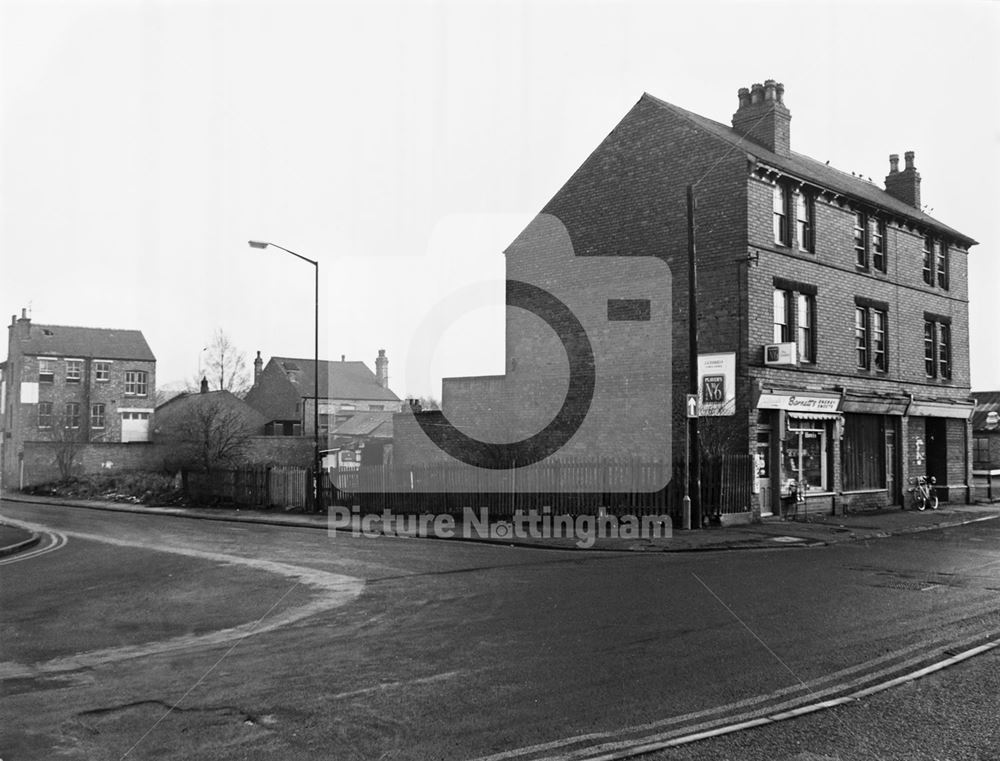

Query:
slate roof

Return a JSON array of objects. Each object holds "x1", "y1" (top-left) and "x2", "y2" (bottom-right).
[
  {"x1": 331, "y1": 410, "x2": 395, "y2": 438},
  {"x1": 271, "y1": 357, "x2": 400, "y2": 402},
  {"x1": 15, "y1": 323, "x2": 155, "y2": 361},
  {"x1": 643, "y1": 93, "x2": 978, "y2": 247},
  {"x1": 972, "y1": 391, "x2": 1000, "y2": 431}
]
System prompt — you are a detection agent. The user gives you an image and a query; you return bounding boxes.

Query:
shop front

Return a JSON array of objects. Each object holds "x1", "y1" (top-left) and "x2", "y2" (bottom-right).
[{"x1": 756, "y1": 389, "x2": 841, "y2": 517}]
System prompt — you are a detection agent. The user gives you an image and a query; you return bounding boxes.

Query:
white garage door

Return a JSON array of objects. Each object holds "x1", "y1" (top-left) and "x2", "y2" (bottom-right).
[{"x1": 121, "y1": 411, "x2": 151, "y2": 442}]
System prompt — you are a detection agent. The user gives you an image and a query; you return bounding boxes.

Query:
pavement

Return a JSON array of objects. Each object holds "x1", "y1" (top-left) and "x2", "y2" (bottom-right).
[
  {"x1": 0, "y1": 520, "x2": 41, "y2": 557},
  {"x1": 2, "y1": 490, "x2": 998, "y2": 554}
]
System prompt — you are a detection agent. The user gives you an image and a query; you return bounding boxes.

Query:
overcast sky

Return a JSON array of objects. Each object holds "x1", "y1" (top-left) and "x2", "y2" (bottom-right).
[{"x1": 2, "y1": 0, "x2": 998, "y2": 399}]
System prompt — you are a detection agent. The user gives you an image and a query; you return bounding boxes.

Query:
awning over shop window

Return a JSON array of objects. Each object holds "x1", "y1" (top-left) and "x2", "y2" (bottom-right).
[
  {"x1": 788, "y1": 412, "x2": 841, "y2": 421},
  {"x1": 907, "y1": 401, "x2": 974, "y2": 419}
]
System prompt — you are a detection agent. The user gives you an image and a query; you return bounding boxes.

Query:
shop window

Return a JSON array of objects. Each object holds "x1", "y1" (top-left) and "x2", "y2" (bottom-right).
[
  {"x1": 842, "y1": 413, "x2": 886, "y2": 490},
  {"x1": 783, "y1": 418, "x2": 830, "y2": 493}
]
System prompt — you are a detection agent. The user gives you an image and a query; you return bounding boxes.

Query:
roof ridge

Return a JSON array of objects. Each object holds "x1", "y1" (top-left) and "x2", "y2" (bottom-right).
[
  {"x1": 640, "y1": 91, "x2": 976, "y2": 246},
  {"x1": 25, "y1": 323, "x2": 146, "y2": 333}
]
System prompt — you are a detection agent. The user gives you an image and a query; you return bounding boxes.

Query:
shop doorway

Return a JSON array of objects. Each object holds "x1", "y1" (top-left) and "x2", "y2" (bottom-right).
[
  {"x1": 925, "y1": 417, "x2": 947, "y2": 487},
  {"x1": 886, "y1": 424, "x2": 901, "y2": 505}
]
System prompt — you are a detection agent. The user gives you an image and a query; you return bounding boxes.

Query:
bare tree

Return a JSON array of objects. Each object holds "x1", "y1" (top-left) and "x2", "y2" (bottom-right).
[
  {"x1": 697, "y1": 401, "x2": 746, "y2": 457},
  {"x1": 202, "y1": 329, "x2": 251, "y2": 397},
  {"x1": 159, "y1": 397, "x2": 256, "y2": 473},
  {"x1": 47, "y1": 414, "x2": 86, "y2": 480}
]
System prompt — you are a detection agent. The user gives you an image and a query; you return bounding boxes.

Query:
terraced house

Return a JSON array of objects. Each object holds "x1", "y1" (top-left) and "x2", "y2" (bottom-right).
[
  {"x1": 394, "y1": 79, "x2": 977, "y2": 519},
  {"x1": 0, "y1": 310, "x2": 157, "y2": 486}
]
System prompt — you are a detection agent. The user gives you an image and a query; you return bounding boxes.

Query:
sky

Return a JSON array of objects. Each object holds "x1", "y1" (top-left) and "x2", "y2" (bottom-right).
[{"x1": 2, "y1": 0, "x2": 998, "y2": 399}]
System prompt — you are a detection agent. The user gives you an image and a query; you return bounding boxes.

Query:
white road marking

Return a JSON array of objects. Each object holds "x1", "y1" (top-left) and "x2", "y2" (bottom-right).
[
  {"x1": 468, "y1": 632, "x2": 1000, "y2": 761},
  {"x1": 0, "y1": 528, "x2": 67, "y2": 565},
  {"x1": 0, "y1": 516, "x2": 365, "y2": 678}
]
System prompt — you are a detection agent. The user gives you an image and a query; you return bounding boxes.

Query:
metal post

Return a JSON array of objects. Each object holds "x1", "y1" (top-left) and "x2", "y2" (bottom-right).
[
  {"x1": 248, "y1": 240, "x2": 323, "y2": 511},
  {"x1": 682, "y1": 417, "x2": 691, "y2": 530},
  {"x1": 687, "y1": 186, "x2": 701, "y2": 527},
  {"x1": 313, "y1": 260, "x2": 321, "y2": 512}
]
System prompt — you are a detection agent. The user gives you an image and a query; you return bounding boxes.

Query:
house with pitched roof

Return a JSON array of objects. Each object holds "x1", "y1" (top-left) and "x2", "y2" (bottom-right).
[
  {"x1": 394, "y1": 79, "x2": 978, "y2": 519},
  {"x1": 972, "y1": 391, "x2": 1000, "y2": 472},
  {"x1": 244, "y1": 349, "x2": 402, "y2": 438},
  {"x1": 1, "y1": 309, "x2": 157, "y2": 484}
]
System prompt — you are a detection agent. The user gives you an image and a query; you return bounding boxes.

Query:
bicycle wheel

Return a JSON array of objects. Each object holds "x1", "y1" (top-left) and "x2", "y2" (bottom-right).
[
  {"x1": 914, "y1": 492, "x2": 927, "y2": 511},
  {"x1": 929, "y1": 494, "x2": 939, "y2": 510}
]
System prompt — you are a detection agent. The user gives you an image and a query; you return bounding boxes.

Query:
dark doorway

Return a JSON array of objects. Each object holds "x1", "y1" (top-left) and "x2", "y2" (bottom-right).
[
  {"x1": 886, "y1": 423, "x2": 901, "y2": 505},
  {"x1": 925, "y1": 418, "x2": 947, "y2": 487}
]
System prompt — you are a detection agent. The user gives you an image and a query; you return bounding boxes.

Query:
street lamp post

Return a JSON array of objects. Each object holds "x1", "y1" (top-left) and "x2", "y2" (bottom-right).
[{"x1": 248, "y1": 240, "x2": 321, "y2": 511}]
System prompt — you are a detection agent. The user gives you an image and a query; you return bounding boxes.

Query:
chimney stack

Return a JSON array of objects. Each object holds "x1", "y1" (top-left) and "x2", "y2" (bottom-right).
[
  {"x1": 14, "y1": 308, "x2": 31, "y2": 339},
  {"x1": 375, "y1": 349, "x2": 389, "y2": 389},
  {"x1": 253, "y1": 350, "x2": 263, "y2": 386},
  {"x1": 732, "y1": 79, "x2": 791, "y2": 156},
  {"x1": 884, "y1": 150, "x2": 921, "y2": 209}
]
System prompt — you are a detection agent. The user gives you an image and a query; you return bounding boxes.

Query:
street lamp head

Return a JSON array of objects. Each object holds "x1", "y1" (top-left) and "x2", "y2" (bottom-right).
[{"x1": 248, "y1": 240, "x2": 269, "y2": 249}]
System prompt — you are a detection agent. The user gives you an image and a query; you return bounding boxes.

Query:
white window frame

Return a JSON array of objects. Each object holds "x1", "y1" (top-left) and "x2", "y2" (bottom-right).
[
  {"x1": 66, "y1": 358, "x2": 83, "y2": 383},
  {"x1": 124, "y1": 370, "x2": 148, "y2": 397},
  {"x1": 94, "y1": 360, "x2": 112, "y2": 382},
  {"x1": 38, "y1": 358, "x2": 56, "y2": 383}
]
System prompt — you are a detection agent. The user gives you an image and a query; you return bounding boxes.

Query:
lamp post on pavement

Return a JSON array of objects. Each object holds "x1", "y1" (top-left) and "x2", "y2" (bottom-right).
[{"x1": 248, "y1": 240, "x2": 322, "y2": 511}]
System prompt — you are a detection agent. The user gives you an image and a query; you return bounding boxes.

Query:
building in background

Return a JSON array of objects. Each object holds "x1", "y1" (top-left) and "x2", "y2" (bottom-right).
[
  {"x1": 972, "y1": 391, "x2": 1000, "y2": 469},
  {"x1": 395, "y1": 79, "x2": 977, "y2": 517},
  {"x1": 244, "y1": 349, "x2": 402, "y2": 437},
  {"x1": 1, "y1": 309, "x2": 157, "y2": 485}
]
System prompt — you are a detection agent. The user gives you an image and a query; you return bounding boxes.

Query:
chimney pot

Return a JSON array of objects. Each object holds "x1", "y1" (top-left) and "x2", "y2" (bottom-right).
[
  {"x1": 889, "y1": 154, "x2": 900, "y2": 174},
  {"x1": 21, "y1": 308, "x2": 27, "y2": 319},
  {"x1": 737, "y1": 87, "x2": 750, "y2": 108},
  {"x1": 375, "y1": 350, "x2": 389, "y2": 389},
  {"x1": 732, "y1": 79, "x2": 791, "y2": 155},
  {"x1": 904, "y1": 151, "x2": 915, "y2": 170}
]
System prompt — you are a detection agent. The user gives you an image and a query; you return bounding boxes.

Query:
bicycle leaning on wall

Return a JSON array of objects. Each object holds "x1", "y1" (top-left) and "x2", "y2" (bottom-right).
[{"x1": 906, "y1": 475, "x2": 939, "y2": 511}]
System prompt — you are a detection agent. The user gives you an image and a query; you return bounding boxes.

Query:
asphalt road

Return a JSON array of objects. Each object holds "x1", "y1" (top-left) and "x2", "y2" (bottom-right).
[{"x1": 1, "y1": 499, "x2": 997, "y2": 760}]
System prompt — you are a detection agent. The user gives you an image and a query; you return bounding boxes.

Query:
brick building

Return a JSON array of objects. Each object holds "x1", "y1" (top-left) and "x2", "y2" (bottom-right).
[
  {"x1": 1, "y1": 310, "x2": 157, "y2": 485},
  {"x1": 972, "y1": 392, "x2": 1000, "y2": 470},
  {"x1": 395, "y1": 80, "x2": 978, "y2": 516},
  {"x1": 244, "y1": 350, "x2": 403, "y2": 437}
]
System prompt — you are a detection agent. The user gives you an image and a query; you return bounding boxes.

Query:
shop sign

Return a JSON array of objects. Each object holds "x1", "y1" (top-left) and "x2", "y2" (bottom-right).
[
  {"x1": 757, "y1": 393, "x2": 840, "y2": 412},
  {"x1": 697, "y1": 352, "x2": 736, "y2": 416}
]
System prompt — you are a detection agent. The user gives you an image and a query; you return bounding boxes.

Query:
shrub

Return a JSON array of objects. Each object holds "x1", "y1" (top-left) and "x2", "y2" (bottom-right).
[{"x1": 23, "y1": 471, "x2": 187, "y2": 506}]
